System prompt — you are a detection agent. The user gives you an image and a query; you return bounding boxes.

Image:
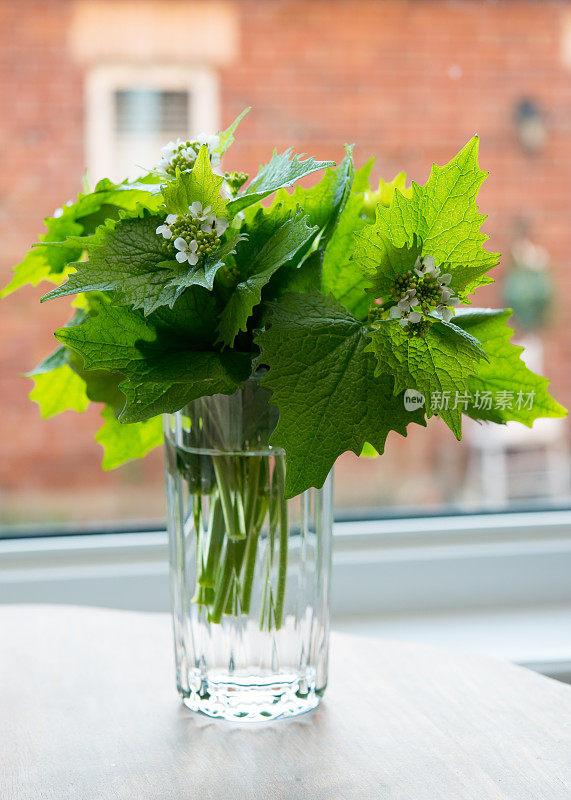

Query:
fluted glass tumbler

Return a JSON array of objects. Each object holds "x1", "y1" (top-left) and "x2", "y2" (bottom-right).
[{"x1": 164, "y1": 380, "x2": 333, "y2": 722}]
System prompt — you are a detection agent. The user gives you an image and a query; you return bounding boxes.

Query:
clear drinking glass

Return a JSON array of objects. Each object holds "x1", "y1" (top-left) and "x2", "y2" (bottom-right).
[{"x1": 164, "y1": 378, "x2": 333, "y2": 722}]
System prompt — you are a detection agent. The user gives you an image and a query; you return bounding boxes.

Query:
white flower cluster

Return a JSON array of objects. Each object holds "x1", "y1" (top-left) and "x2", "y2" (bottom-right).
[
  {"x1": 389, "y1": 255, "x2": 459, "y2": 327},
  {"x1": 155, "y1": 201, "x2": 228, "y2": 266},
  {"x1": 158, "y1": 133, "x2": 221, "y2": 174},
  {"x1": 389, "y1": 291, "x2": 423, "y2": 327}
]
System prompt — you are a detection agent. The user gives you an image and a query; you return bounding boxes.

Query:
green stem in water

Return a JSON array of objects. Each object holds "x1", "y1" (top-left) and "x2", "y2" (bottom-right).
[
  {"x1": 192, "y1": 584, "x2": 215, "y2": 605},
  {"x1": 213, "y1": 456, "x2": 246, "y2": 541},
  {"x1": 192, "y1": 449, "x2": 289, "y2": 628},
  {"x1": 260, "y1": 458, "x2": 281, "y2": 630},
  {"x1": 193, "y1": 491, "x2": 202, "y2": 540},
  {"x1": 244, "y1": 456, "x2": 262, "y2": 534},
  {"x1": 209, "y1": 538, "x2": 246, "y2": 623},
  {"x1": 240, "y1": 458, "x2": 269, "y2": 614},
  {"x1": 273, "y1": 454, "x2": 289, "y2": 630},
  {"x1": 191, "y1": 491, "x2": 209, "y2": 605},
  {"x1": 198, "y1": 492, "x2": 225, "y2": 589}
]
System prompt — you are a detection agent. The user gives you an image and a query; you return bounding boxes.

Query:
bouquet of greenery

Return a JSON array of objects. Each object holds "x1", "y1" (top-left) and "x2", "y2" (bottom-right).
[{"x1": 3, "y1": 108, "x2": 565, "y2": 544}]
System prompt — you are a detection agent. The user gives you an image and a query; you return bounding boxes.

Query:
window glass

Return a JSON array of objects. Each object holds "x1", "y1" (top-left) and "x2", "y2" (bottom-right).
[
  {"x1": 1, "y1": 1, "x2": 569, "y2": 535},
  {"x1": 112, "y1": 88, "x2": 189, "y2": 180}
]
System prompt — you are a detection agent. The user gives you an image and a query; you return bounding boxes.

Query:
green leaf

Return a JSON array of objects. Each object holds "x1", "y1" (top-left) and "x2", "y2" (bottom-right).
[
  {"x1": 55, "y1": 301, "x2": 157, "y2": 372},
  {"x1": 41, "y1": 214, "x2": 172, "y2": 311},
  {"x1": 274, "y1": 146, "x2": 354, "y2": 252},
  {"x1": 453, "y1": 309, "x2": 567, "y2": 424},
  {"x1": 27, "y1": 344, "x2": 69, "y2": 375},
  {"x1": 95, "y1": 406, "x2": 163, "y2": 469},
  {"x1": 55, "y1": 289, "x2": 252, "y2": 422},
  {"x1": 264, "y1": 248, "x2": 322, "y2": 301},
  {"x1": 217, "y1": 212, "x2": 318, "y2": 346},
  {"x1": 170, "y1": 231, "x2": 245, "y2": 294},
  {"x1": 358, "y1": 136, "x2": 499, "y2": 304},
  {"x1": 163, "y1": 145, "x2": 227, "y2": 216},
  {"x1": 259, "y1": 149, "x2": 356, "y2": 306},
  {"x1": 321, "y1": 158, "x2": 378, "y2": 320},
  {"x1": 352, "y1": 158, "x2": 375, "y2": 194},
  {"x1": 28, "y1": 338, "x2": 128, "y2": 420},
  {"x1": 366, "y1": 318, "x2": 487, "y2": 438},
  {"x1": 56, "y1": 288, "x2": 220, "y2": 374},
  {"x1": 118, "y1": 350, "x2": 252, "y2": 422},
  {"x1": 255, "y1": 291, "x2": 426, "y2": 498},
  {"x1": 42, "y1": 212, "x2": 238, "y2": 314},
  {"x1": 147, "y1": 284, "x2": 221, "y2": 345},
  {"x1": 323, "y1": 192, "x2": 384, "y2": 320},
  {"x1": 216, "y1": 108, "x2": 250, "y2": 156},
  {"x1": 68, "y1": 353, "x2": 126, "y2": 410},
  {"x1": 354, "y1": 233, "x2": 422, "y2": 300},
  {"x1": 27, "y1": 347, "x2": 89, "y2": 418},
  {"x1": 229, "y1": 150, "x2": 335, "y2": 214},
  {"x1": 1, "y1": 183, "x2": 163, "y2": 297},
  {"x1": 1, "y1": 219, "x2": 83, "y2": 298},
  {"x1": 361, "y1": 171, "x2": 411, "y2": 217},
  {"x1": 320, "y1": 159, "x2": 412, "y2": 321}
]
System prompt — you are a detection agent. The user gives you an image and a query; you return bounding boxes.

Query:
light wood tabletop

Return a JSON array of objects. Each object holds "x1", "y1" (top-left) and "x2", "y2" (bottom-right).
[{"x1": 1, "y1": 605, "x2": 570, "y2": 800}]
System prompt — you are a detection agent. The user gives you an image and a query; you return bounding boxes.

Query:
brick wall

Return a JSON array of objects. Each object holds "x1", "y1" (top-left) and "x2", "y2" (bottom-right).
[{"x1": 0, "y1": 0, "x2": 569, "y2": 514}]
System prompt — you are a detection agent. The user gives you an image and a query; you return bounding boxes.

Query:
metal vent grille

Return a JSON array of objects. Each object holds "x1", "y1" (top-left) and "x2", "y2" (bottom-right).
[{"x1": 114, "y1": 89, "x2": 189, "y2": 136}]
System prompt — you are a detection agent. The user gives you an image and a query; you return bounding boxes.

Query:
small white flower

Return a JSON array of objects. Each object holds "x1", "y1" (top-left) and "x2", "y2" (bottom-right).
[
  {"x1": 196, "y1": 132, "x2": 220, "y2": 151},
  {"x1": 174, "y1": 237, "x2": 199, "y2": 266},
  {"x1": 440, "y1": 286, "x2": 454, "y2": 303},
  {"x1": 156, "y1": 213, "x2": 179, "y2": 239},
  {"x1": 440, "y1": 286, "x2": 459, "y2": 307},
  {"x1": 395, "y1": 287, "x2": 417, "y2": 313},
  {"x1": 438, "y1": 273, "x2": 452, "y2": 286},
  {"x1": 201, "y1": 214, "x2": 228, "y2": 237},
  {"x1": 414, "y1": 254, "x2": 440, "y2": 278},
  {"x1": 189, "y1": 201, "x2": 211, "y2": 220},
  {"x1": 161, "y1": 139, "x2": 181, "y2": 154},
  {"x1": 422, "y1": 255, "x2": 436, "y2": 273},
  {"x1": 158, "y1": 140, "x2": 178, "y2": 168},
  {"x1": 436, "y1": 305, "x2": 454, "y2": 323},
  {"x1": 53, "y1": 207, "x2": 64, "y2": 218},
  {"x1": 195, "y1": 133, "x2": 221, "y2": 168},
  {"x1": 215, "y1": 218, "x2": 228, "y2": 236},
  {"x1": 391, "y1": 288, "x2": 418, "y2": 320},
  {"x1": 158, "y1": 139, "x2": 198, "y2": 171},
  {"x1": 156, "y1": 223, "x2": 173, "y2": 239},
  {"x1": 399, "y1": 310, "x2": 423, "y2": 328}
]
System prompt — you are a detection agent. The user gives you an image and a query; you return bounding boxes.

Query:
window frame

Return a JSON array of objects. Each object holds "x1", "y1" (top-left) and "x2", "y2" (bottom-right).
[
  {"x1": 4, "y1": 50, "x2": 570, "y2": 679},
  {"x1": 85, "y1": 63, "x2": 219, "y2": 184}
]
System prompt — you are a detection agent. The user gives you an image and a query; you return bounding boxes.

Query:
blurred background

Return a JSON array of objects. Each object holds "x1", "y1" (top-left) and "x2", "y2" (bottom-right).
[{"x1": 1, "y1": 0, "x2": 570, "y2": 531}]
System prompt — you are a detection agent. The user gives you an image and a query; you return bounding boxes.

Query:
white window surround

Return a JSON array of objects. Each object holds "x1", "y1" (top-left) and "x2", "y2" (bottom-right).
[
  {"x1": 2, "y1": 510, "x2": 571, "y2": 677},
  {"x1": 85, "y1": 64, "x2": 219, "y2": 184}
]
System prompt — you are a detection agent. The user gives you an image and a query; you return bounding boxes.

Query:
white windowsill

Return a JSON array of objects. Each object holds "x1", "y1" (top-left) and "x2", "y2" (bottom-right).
[
  {"x1": 1, "y1": 510, "x2": 570, "y2": 673},
  {"x1": 335, "y1": 606, "x2": 571, "y2": 675}
]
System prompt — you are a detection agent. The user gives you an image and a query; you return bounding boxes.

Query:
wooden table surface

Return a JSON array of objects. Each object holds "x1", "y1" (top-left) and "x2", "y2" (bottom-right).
[{"x1": 1, "y1": 605, "x2": 570, "y2": 800}]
